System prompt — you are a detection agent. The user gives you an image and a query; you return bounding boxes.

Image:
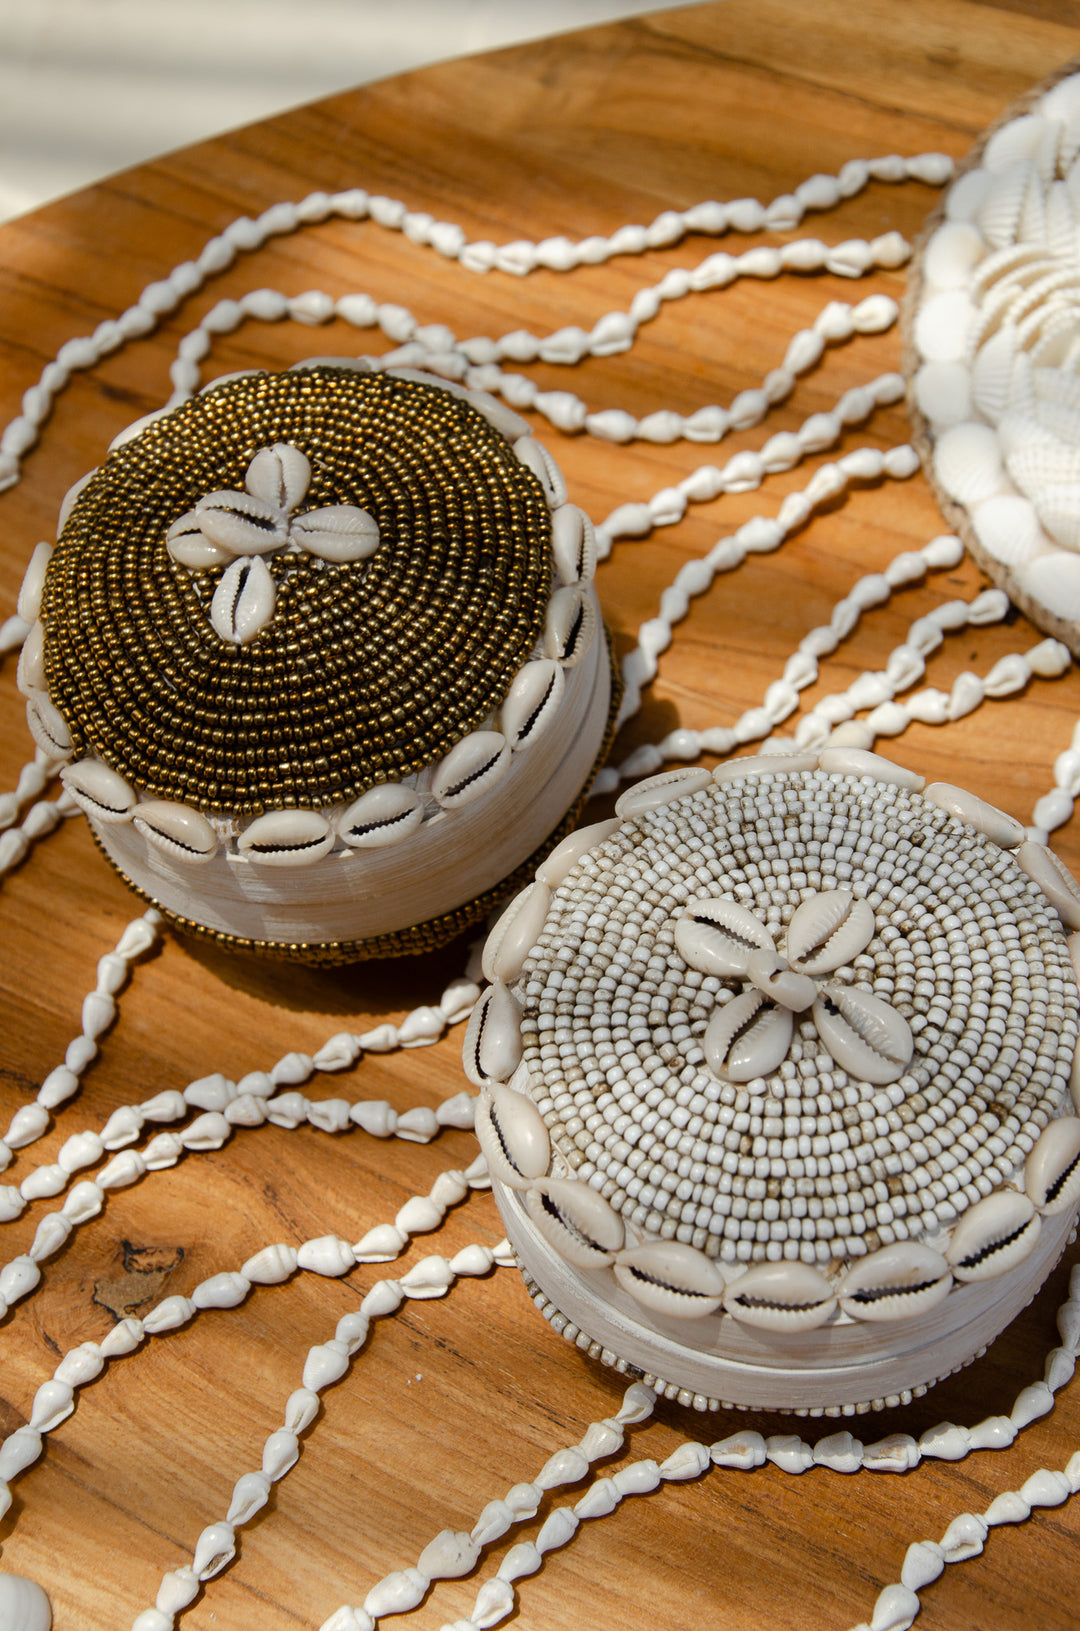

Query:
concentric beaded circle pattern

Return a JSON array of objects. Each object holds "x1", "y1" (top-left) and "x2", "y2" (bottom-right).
[
  {"x1": 44, "y1": 368, "x2": 551, "y2": 815},
  {"x1": 521, "y1": 773, "x2": 1078, "y2": 1268}
]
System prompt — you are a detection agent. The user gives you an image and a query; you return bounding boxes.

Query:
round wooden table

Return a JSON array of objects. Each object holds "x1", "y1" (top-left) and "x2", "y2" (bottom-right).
[{"x1": 3, "y1": 4, "x2": 1080, "y2": 1628}]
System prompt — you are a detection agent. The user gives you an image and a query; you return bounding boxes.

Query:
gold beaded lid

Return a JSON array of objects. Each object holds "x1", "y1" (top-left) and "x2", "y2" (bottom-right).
[
  {"x1": 43, "y1": 367, "x2": 552, "y2": 816},
  {"x1": 26, "y1": 362, "x2": 619, "y2": 961}
]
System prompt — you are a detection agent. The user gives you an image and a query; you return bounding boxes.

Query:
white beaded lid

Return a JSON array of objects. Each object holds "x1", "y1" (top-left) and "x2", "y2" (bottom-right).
[{"x1": 470, "y1": 751, "x2": 1080, "y2": 1412}]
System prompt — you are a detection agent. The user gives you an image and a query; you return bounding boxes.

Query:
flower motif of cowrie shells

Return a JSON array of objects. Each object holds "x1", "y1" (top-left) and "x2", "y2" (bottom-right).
[
  {"x1": 785, "y1": 890, "x2": 876, "y2": 975},
  {"x1": 677, "y1": 887, "x2": 913, "y2": 1086},
  {"x1": 245, "y1": 443, "x2": 311, "y2": 510},
  {"x1": 193, "y1": 489, "x2": 290, "y2": 556},
  {"x1": 165, "y1": 441, "x2": 382, "y2": 642},
  {"x1": 704, "y1": 988, "x2": 794, "y2": 1083},
  {"x1": 289, "y1": 506, "x2": 381, "y2": 563}
]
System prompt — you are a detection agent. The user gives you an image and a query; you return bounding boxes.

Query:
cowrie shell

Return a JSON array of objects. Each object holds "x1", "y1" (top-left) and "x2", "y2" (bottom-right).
[
  {"x1": 60, "y1": 759, "x2": 137, "y2": 824},
  {"x1": 535, "y1": 817, "x2": 619, "y2": 889},
  {"x1": 475, "y1": 1085, "x2": 550, "y2": 1189},
  {"x1": 291, "y1": 505, "x2": 381, "y2": 563},
  {"x1": 543, "y1": 585, "x2": 597, "y2": 668},
  {"x1": 210, "y1": 555, "x2": 277, "y2": 644},
  {"x1": 513, "y1": 436, "x2": 567, "y2": 508},
  {"x1": 1017, "y1": 841, "x2": 1080, "y2": 928},
  {"x1": 818, "y1": 746, "x2": 924, "y2": 790},
  {"x1": 838, "y1": 1243, "x2": 952, "y2": 1322},
  {"x1": 166, "y1": 515, "x2": 233, "y2": 569},
  {"x1": 336, "y1": 785, "x2": 424, "y2": 849},
  {"x1": 614, "y1": 766, "x2": 712, "y2": 819},
  {"x1": 812, "y1": 983, "x2": 913, "y2": 1085},
  {"x1": 704, "y1": 989, "x2": 793, "y2": 1082},
  {"x1": 237, "y1": 809, "x2": 334, "y2": 867},
  {"x1": 1025, "y1": 1116, "x2": 1080, "y2": 1214},
  {"x1": 676, "y1": 896, "x2": 774, "y2": 978},
  {"x1": 712, "y1": 749, "x2": 819, "y2": 785},
  {"x1": 722, "y1": 1262, "x2": 836, "y2": 1331},
  {"x1": 482, "y1": 880, "x2": 552, "y2": 984},
  {"x1": 432, "y1": 731, "x2": 511, "y2": 809},
  {"x1": 107, "y1": 406, "x2": 173, "y2": 452},
  {"x1": 551, "y1": 504, "x2": 597, "y2": 584},
  {"x1": 196, "y1": 490, "x2": 288, "y2": 555},
  {"x1": 499, "y1": 660, "x2": 565, "y2": 751},
  {"x1": 745, "y1": 951, "x2": 816, "y2": 1011},
  {"x1": 786, "y1": 890, "x2": 875, "y2": 975},
  {"x1": 464, "y1": 389, "x2": 532, "y2": 441},
  {"x1": 385, "y1": 367, "x2": 467, "y2": 397},
  {"x1": 244, "y1": 443, "x2": 310, "y2": 510},
  {"x1": 923, "y1": 781, "x2": 1025, "y2": 848},
  {"x1": 462, "y1": 981, "x2": 524, "y2": 1088},
  {"x1": 26, "y1": 693, "x2": 72, "y2": 757},
  {"x1": 15, "y1": 620, "x2": 45, "y2": 698},
  {"x1": 525, "y1": 1177, "x2": 624, "y2": 1267},
  {"x1": 58, "y1": 469, "x2": 96, "y2": 532},
  {"x1": 133, "y1": 800, "x2": 219, "y2": 863},
  {"x1": 612, "y1": 1241, "x2": 725, "y2": 1319},
  {"x1": 16, "y1": 541, "x2": 52, "y2": 625},
  {"x1": 946, "y1": 1188, "x2": 1041, "y2": 1281}
]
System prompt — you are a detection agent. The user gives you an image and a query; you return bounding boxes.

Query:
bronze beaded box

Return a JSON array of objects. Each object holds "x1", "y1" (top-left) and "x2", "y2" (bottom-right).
[{"x1": 19, "y1": 362, "x2": 618, "y2": 961}]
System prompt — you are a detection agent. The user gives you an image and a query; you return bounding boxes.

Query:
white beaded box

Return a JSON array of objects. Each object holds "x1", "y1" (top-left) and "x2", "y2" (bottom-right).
[
  {"x1": 18, "y1": 359, "x2": 617, "y2": 962},
  {"x1": 468, "y1": 750, "x2": 1080, "y2": 1413}
]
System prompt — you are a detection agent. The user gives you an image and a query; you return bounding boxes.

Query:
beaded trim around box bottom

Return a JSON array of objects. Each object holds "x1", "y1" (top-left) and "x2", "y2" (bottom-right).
[{"x1": 469, "y1": 749, "x2": 1080, "y2": 1413}]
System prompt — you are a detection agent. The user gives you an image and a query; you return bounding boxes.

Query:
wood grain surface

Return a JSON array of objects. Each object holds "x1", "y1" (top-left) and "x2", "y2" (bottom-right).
[{"x1": 3, "y1": 3, "x2": 1080, "y2": 1628}]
